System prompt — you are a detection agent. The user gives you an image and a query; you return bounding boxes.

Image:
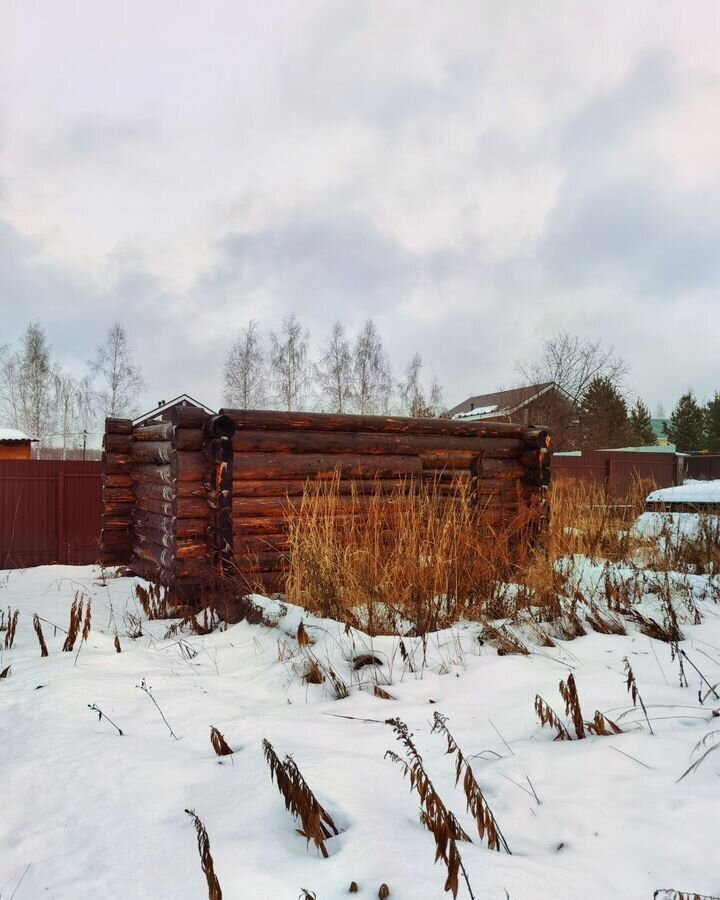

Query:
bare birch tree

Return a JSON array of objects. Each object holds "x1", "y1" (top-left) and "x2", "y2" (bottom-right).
[
  {"x1": 270, "y1": 314, "x2": 309, "y2": 411},
  {"x1": 92, "y1": 322, "x2": 145, "y2": 420},
  {"x1": 0, "y1": 322, "x2": 56, "y2": 444},
  {"x1": 351, "y1": 319, "x2": 392, "y2": 414},
  {"x1": 398, "y1": 353, "x2": 443, "y2": 417},
  {"x1": 314, "y1": 321, "x2": 353, "y2": 413},
  {"x1": 224, "y1": 320, "x2": 266, "y2": 409}
]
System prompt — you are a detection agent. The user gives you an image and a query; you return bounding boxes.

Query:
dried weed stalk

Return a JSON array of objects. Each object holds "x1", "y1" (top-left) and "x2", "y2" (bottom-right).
[
  {"x1": 33, "y1": 613, "x2": 49, "y2": 657},
  {"x1": 88, "y1": 703, "x2": 124, "y2": 735},
  {"x1": 0, "y1": 665, "x2": 10, "y2": 679},
  {"x1": 185, "y1": 808, "x2": 223, "y2": 900},
  {"x1": 4, "y1": 608, "x2": 19, "y2": 649},
  {"x1": 624, "y1": 658, "x2": 653, "y2": 735},
  {"x1": 135, "y1": 582, "x2": 169, "y2": 620},
  {"x1": 432, "y1": 712, "x2": 511, "y2": 853},
  {"x1": 534, "y1": 695, "x2": 572, "y2": 741},
  {"x1": 559, "y1": 674, "x2": 585, "y2": 739},
  {"x1": 385, "y1": 718, "x2": 474, "y2": 899},
  {"x1": 210, "y1": 726, "x2": 233, "y2": 756},
  {"x1": 62, "y1": 593, "x2": 84, "y2": 651},
  {"x1": 262, "y1": 739, "x2": 341, "y2": 858}
]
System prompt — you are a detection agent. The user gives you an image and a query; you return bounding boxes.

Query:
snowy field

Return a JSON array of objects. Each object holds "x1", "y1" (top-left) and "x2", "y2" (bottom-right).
[{"x1": 2, "y1": 563, "x2": 720, "y2": 900}]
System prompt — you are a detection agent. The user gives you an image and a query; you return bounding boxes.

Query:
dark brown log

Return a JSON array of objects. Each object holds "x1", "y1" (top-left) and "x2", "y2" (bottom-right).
[
  {"x1": 233, "y1": 453, "x2": 422, "y2": 481},
  {"x1": 231, "y1": 429, "x2": 524, "y2": 457},
  {"x1": 104, "y1": 473, "x2": 133, "y2": 489},
  {"x1": 105, "y1": 417, "x2": 133, "y2": 435},
  {"x1": 103, "y1": 433, "x2": 132, "y2": 452},
  {"x1": 129, "y1": 441, "x2": 173, "y2": 464},
  {"x1": 234, "y1": 534, "x2": 289, "y2": 553},
  {"x1": 176, "y1": 538, "x2": 209, "y2": 560},
  {"x1": 130, "y1": 464, "x2": 174, "y2": 485},
  {"x1": 232, "y1": 478, "x2": 411, "y2": 498},
  {"x1": 135, "y1": 495, "x2": 208, "y2": 518},
  {"x1": 233, "y1": 551, "x2": 287, "y2": 571},
  {"x1": 104, "y1": 501, "x2": 134, "y2": 517},
  {"x1": 204, "y1": 415, "x2": 236, "y2": 440},
  {"x1": 172, "y1": 406, "x2": 212, "y2": 428},
  {"x1": 103, "y1": 486, "x2": 134, "y2": 504},
  {"x1": 175, "y1": 518, "x2": 209, "y2": 538},
  {"x1": 101, "y1": 528, "x2": 132, "y2": 544},
  {"x1": 421, "y1": 452, "x2": 477, "y2": 471},
  {"x1": 136, "y1": 527, "x2": 175, "y2": 550},
  {"x1": 232, "y1": 495, "x2": 378, "y2": 518},
  {"x1": 103, "y1": 453, "x2": 132, "y2": 474},
  {"x1": 522, "y1": 428, "x2": 551, "y2": 450},
  {"x1": 174, "y1": 428, "x2": 204, "y2": 451},
  {"x1": 480, "y1": 459, "x2": 526, "y2": 480},
  {"x1": 171, "y1": 451, "x2": 211, "y2": 482},
  {"x1": 133, "y1": 541, "x2": 174, "y2": 568},
  {"x1": 174, "y1": 557, "x2": 212, "y2": 577},
  {"x1": 133, "y1": 481, "x2": 207, "y2": 501},
  {"x1": 232, "y1": 516, "x2": 295, "y2": 535},
  {"x1": 132, "y1": 510, "x2": 174, "y2": 534},
  {"x1": 222, "y1": 408, "x2": 530, "y2": 439},
  {"x1": 132, "y1": 422, "x2": 174, "y2": 442},
  {"x1": 522, "y1": 469, "x2": 551, "y2": 488}
]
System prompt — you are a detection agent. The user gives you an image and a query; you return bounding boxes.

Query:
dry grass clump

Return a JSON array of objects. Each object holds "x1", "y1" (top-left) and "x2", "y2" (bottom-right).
[
  {"x1": 385, "y1": 717, "x2": 474, "y2": 899},
  {"x1": 62, "y1": 593, "x2": 85, "y2": 651},
  {"x1": 262, "y1": 739, "x2": 341, "y2": 858},
  {"x1": 135, "y1": 582, "x2": 171, "y2": 619},
  {"x1": 286, "y1": 475, "x2": 538, "y2": 635},
  {"x1": 537, "y1": 674, "x2": 623, "y2": 740},
  {"x1": 210, "y1": 726, "x2": 233, "y2": 757},
  {"x1": 432, "y1": 712, "x2": 510, "y2": 853},
  {"x1": 3, "y1": 607, "x2": 19, "y2": 649},
  {"x1": 654, "y1": 891, "x2": 720, "y2": 900},
  {"x1": 185, "y1": 808, "x2": 223, "y2": 900}
]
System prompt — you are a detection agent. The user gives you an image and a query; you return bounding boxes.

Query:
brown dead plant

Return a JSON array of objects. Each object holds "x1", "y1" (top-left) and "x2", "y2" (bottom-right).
[
  {"x1": 624, "y1": 658, "x2": 653, "y2": 735},
  {"x1": 537, "y1": 675, "x2": 623, "y2": 740},
  {"x1": 185, "y1": 808, "x2": 223, "y2": 900},
  {"x1": 534, "y1": 695, "x2": 572, "y2": 741},
  {"x1": 210, "y1": 726, "x2": 234, "y2": 757},
  {"x1": 262, "y1": 739, "x2": 341, "y2": 858},
  {"x1": 33, "y1": 613, "x2": 49, "y2": 657},
  {"x1": 559, "y1": 674, "x2": 585, "y2": 739},
  {"x1": 385, "y1": 717, "x2": 475, "y2": 899},
  {"x1": 4, "y1": 608, "x2": 19, "y2": 649},
  {"x1": 62, "y1": 593, "x2": 84, "y2": 651},
  {"x1": 432, "y1": 712, "x2": 511, "y2": 853},
  {"x1": 135, "y1": 582, "x2": 170, "y2": 619}
]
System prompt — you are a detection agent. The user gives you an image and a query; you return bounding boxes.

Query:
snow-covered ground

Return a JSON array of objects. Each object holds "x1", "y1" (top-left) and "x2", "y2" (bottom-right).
[
  {"x1": 2, "y1": 564, "x2": 720, "y2": 900},
  {"x1": 648, "y1": 480, "x2": 720, "y2": 505}
]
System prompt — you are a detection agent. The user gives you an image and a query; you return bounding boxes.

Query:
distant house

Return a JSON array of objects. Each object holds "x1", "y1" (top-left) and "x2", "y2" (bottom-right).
[
  {"x1": 447, "y1": 382, "x2": 576, "y2": 447},
  {"x1": 0, "y1": 429, "x2": 36, "y2": 460},
  {"x1": 133, "y1": 395, "x2": 216, "y2": 428}
]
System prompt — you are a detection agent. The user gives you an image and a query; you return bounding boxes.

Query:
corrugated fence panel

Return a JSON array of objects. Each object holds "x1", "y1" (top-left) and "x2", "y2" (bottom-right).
[{"x1": 0, "y1": 460, "x2": 102, "y2": 568}]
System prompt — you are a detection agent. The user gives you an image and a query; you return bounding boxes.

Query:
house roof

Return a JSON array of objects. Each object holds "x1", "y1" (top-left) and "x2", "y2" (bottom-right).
[
  {"x1": 0, "y1": 428, "x2": 35, "y2": 443},
  {"x1": 449, "y1": 382, "x2": 561, "y2": 420},
  {"x1": 133, "y1": 394, "x2": 216, "y2": 426}
]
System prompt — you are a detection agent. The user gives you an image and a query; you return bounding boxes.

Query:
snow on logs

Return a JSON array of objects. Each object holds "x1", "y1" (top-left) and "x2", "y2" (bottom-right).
[{"x1": 101, "y1": 407, "x2": 551, "y2": 595}]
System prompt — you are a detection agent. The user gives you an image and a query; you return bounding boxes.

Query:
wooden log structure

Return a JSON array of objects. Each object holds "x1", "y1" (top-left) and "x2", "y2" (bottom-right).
[{"x1": 101, "y1": 407, "x2": 551, "y2": 600}]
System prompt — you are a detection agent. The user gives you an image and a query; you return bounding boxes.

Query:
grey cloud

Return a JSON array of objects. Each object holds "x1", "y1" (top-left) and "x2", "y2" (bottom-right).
[
  {"x1": 541, "y1": 173, "x2": 720, "y2": 296},
  {"x1": 563, "y1": 51, "x2": 676, "y2": 156}
]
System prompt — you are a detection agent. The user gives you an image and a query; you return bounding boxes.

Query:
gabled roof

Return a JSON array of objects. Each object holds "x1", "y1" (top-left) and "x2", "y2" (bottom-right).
[
  {"x1": 449, "y1": 382, "x2": 568, "y2": 420},
  {"x1": 0, "y1": 428, "x2": 35, "y2": 443},
  {"x1": 133, "y1": 394, "x2": 216, "y2": 426}
]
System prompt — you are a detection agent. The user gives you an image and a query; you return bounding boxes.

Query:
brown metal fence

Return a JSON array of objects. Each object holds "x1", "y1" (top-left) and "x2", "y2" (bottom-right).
[
  {"x1": 552, "y1": 450, "x2": 682, "y2": 496},
  {"x1": 0, "y1": 460, "x2": 102, "y2": 569}
]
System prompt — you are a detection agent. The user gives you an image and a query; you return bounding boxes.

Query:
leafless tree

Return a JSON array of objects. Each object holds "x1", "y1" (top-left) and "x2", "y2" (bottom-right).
[
  {"x1": 224, "y1": 320, "x2": 266, "y2": 409},
  {"x1": 52, "y1": 373, "x2": 97, "y2": 458},
  {"x1": 515, "y1": 331, "x2": 629, "y2": 448},
  {"x1": 92, "y1": 322, "x2": 145, "y2": 420},
  {"x1": 314, "y1": 321, "x2": 353, "y2": 413},
  {"x1": 0, "y1": 322, "x2": 57, "y2": 445},
  {"x1": 398, "y1": 353, "x2": 443, "y2": 417},
  {"x1": 270, "y1": 314, "x2": 309, "y2": 411},
  {"x1": 351, "y1": 319, "x2": 392, "y2": 414}
]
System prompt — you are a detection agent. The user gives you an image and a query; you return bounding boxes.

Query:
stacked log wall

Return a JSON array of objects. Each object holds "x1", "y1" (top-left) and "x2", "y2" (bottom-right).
[{"x1": 102, "y1": 408, "x2": 551, "y2": 595}]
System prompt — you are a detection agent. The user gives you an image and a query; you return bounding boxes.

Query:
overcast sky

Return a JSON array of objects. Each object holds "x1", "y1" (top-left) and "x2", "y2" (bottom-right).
[{"x1": 2, "y1": 1, "x2": 719, "y2": 419}]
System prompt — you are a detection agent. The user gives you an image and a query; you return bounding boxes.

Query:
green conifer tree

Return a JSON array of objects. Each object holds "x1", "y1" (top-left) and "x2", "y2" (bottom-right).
[
  {"x1": 628, "y1": 398, "x2": 657, "y2": 446},
  {"x1": 579, "y1": 376, "x2": 631, "y2": 449},
  {"x1": 666, "y1": 392, "x2": 705, "y2": 452},
  {"x1": 705, "y1": 392, "x2": 720, "y2": 452}
]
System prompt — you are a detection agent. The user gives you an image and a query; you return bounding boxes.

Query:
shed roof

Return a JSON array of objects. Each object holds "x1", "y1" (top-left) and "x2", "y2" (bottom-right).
[
  {"x1": 133, "y1": 394, "x2": 216, "y2": 426},
  {"x1": 0, "y1": 428, "x2": 34, "y2": 442},
  {"x1": 449, "y1": 382, "x2": 565, "y2": 420}
]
